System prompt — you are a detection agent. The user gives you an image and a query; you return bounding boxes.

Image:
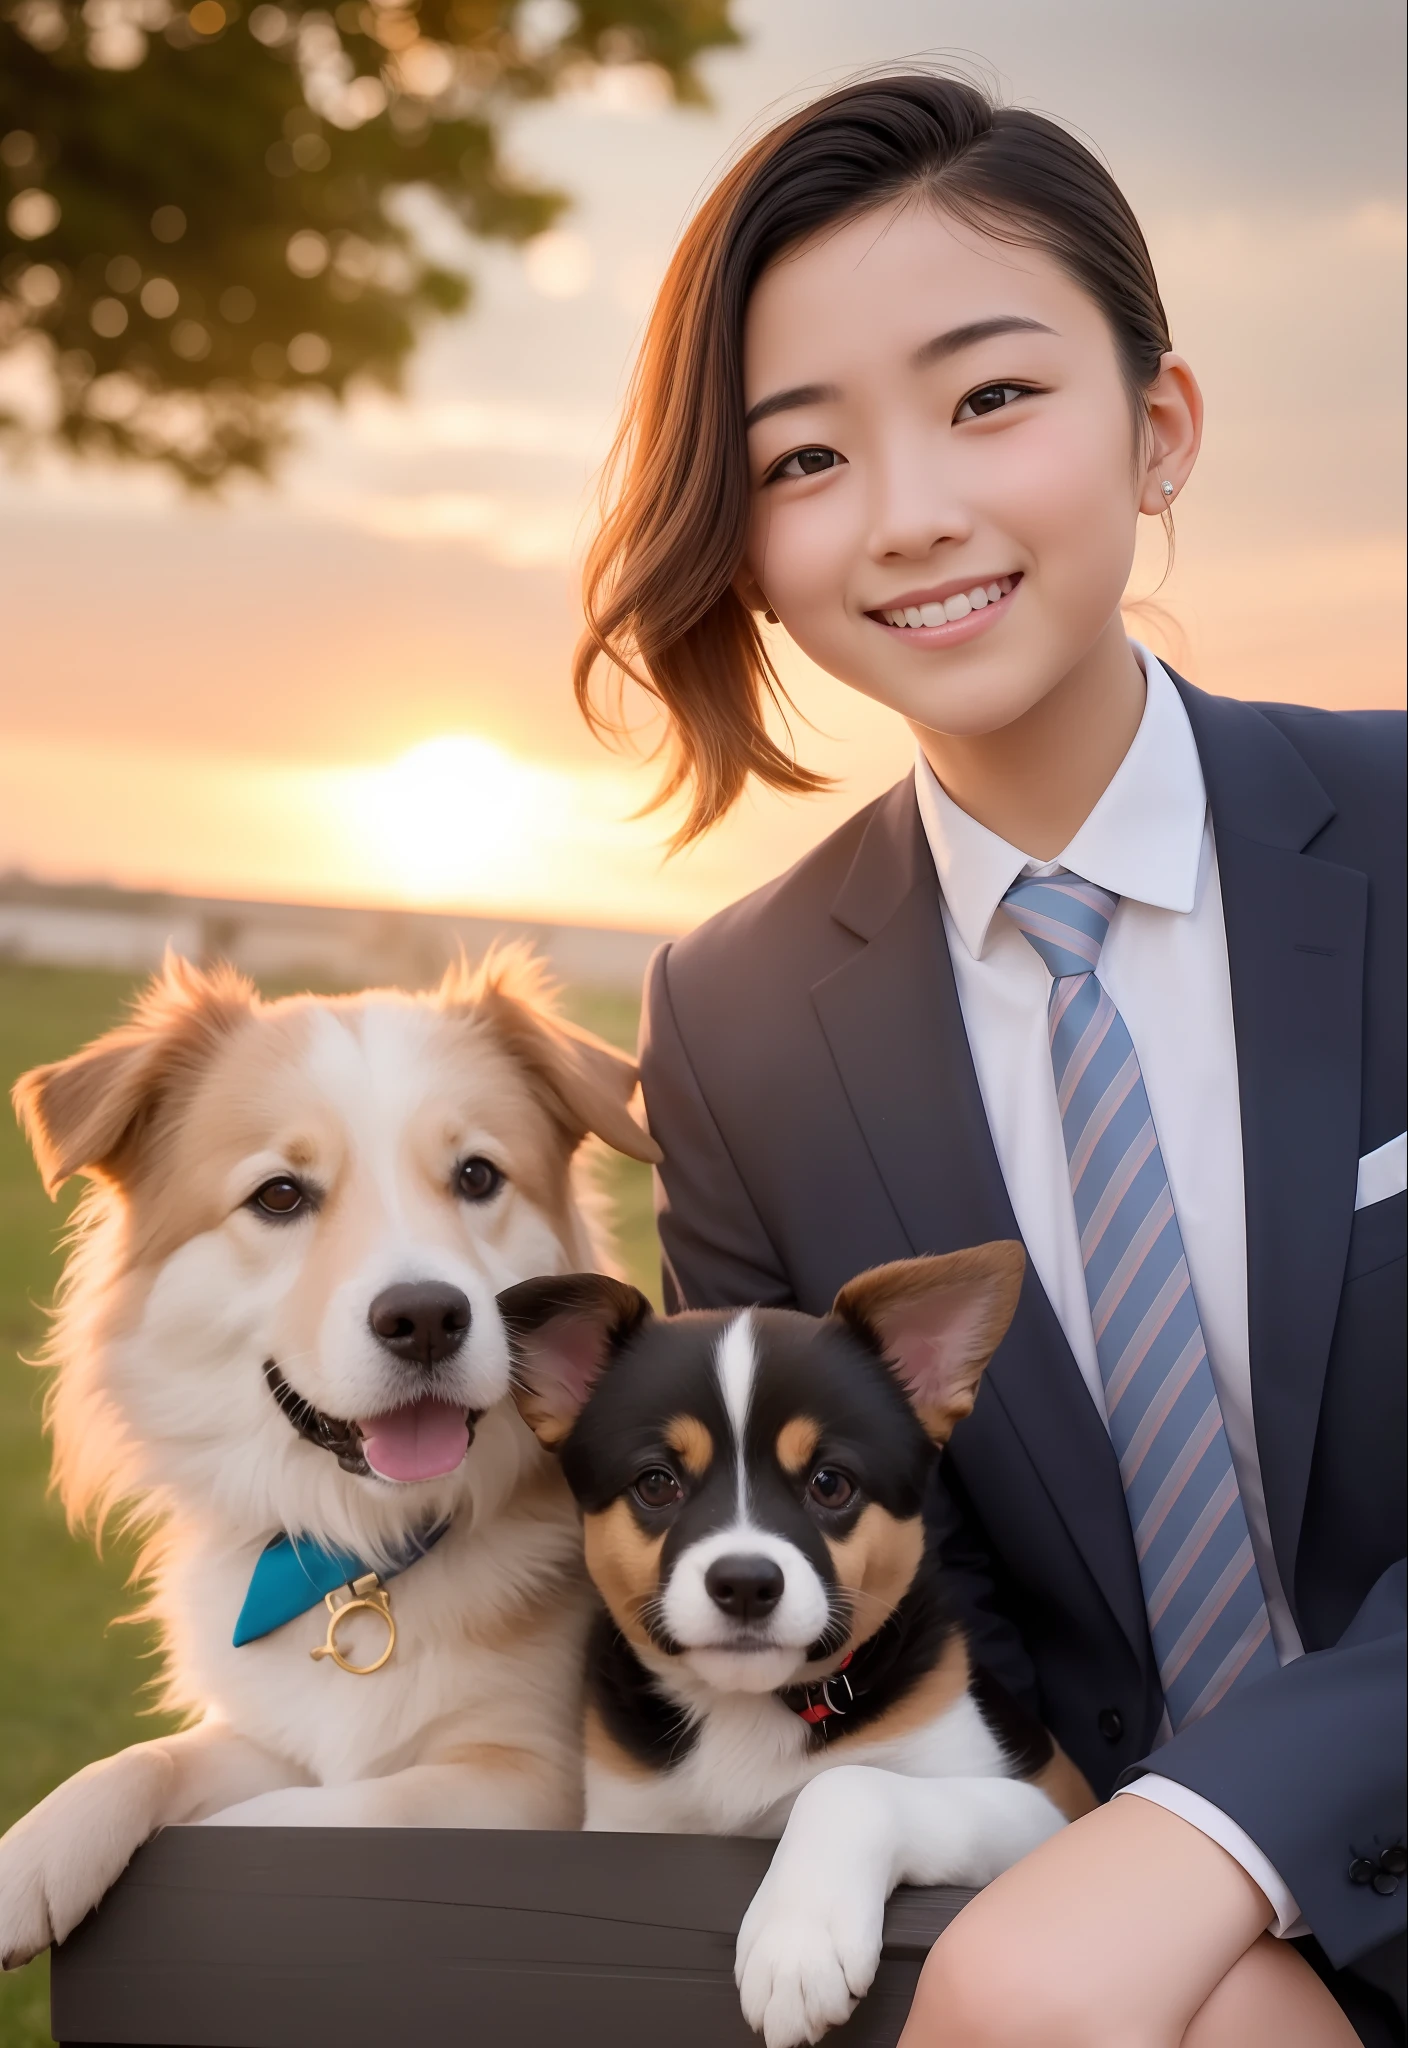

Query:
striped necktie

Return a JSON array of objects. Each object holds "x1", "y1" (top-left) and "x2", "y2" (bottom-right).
[{"x1": 1002, "y1": 872, "x2": 1278, "y2": 1729}]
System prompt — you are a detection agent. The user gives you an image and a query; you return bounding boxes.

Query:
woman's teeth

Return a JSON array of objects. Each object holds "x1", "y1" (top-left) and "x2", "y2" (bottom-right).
[{"x1": 879, "y1": 577, "x2": 1013, "y2": 628}]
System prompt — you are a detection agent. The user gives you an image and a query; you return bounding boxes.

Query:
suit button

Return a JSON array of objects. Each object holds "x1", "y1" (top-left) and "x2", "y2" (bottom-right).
[
  {"x1": 1098, "y1": 1708, "x2": 1124, "y2": 1743},
  {"x1": 1372, "y1": 1873, "x2": 1399, "y2": 1897},
  {"x1": 1381, "y1": 1847, "x2": 1407, "y2": 1877},
  {"x1": 1350, "y1": 1859, "x2": 1377, "y2": 1885}
]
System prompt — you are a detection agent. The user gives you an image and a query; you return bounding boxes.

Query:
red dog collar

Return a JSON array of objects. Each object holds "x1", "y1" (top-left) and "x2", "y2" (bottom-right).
[{"x1": 787, "y1": 1652, "x2": 855, "y2": 1727}]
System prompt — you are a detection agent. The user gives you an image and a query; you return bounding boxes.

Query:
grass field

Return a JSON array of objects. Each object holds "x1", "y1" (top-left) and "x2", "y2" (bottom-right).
[{"x1": 0, "y1": 960, "x2": 654, "y2": 2048}]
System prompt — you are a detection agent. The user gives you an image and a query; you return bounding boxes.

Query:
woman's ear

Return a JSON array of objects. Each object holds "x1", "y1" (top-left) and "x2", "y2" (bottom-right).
[
  {"x1": 498, "y1": 1273, "x2": 653, "y2": 1449},
  {"x1": 1139, "y1": 352, "x2": 1203, "y2": 514},
  {"x1": 832, "y1": 1244, "x2": 1026, "y2": 1444},
  {"x1": 732, "y1": 566, "x2": 777, "y2": 622}
]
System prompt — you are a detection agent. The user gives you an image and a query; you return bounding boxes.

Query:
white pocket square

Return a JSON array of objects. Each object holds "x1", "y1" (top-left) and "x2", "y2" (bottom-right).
[{"x1": 1356, "y1": 1133, "x2": 1407, "y2": 1210}]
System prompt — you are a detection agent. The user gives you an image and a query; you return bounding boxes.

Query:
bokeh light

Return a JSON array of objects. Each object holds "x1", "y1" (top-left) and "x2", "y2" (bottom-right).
[
  {"x1": 7, "y1": 187, "x2": 60, "y2": 239},
  {"x1": 523, "y1": 230, "x2": 593, "y2": 299},
  {"x1": 139, "y1": 276, "x2": 178, "y2": 318}
]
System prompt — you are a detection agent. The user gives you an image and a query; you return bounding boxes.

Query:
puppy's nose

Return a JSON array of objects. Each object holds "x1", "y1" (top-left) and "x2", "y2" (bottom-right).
[
  {"x1": 368, "y1": 1282, "x2": 471, "y2": 1369},
  {"x1": 704, "y1": 1554, "x2": 785, "y2": 1622}
]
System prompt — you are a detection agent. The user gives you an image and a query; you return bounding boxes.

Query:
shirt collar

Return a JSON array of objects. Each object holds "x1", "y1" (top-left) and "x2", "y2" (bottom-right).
[{"x1": 914, "y1": 647, "x2": 1207, "y2": 960}]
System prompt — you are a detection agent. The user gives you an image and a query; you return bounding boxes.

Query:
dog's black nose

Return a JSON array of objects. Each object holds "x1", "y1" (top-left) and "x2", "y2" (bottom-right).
[
  {"x1": 704, "y1": 1554, "x2": 785, "y2": 1622},
  {"x1": 368, "y1": 1282, "x2": 471, "y2": 1368}
]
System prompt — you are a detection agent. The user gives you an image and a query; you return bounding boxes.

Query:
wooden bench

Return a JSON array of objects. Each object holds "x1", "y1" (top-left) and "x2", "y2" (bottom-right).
[{"x1": 51, "y1": 1827, "x2": 975, "y2": 2046}]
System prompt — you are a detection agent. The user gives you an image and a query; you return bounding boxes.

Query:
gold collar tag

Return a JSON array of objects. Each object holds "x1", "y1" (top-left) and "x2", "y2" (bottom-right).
[{"x1": 310, "y1": 1572, "x2": 396, "y2": 1675}]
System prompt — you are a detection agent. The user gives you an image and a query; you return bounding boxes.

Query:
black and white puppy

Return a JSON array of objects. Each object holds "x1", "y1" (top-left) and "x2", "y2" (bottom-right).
[{"x1": 500, "y1": 1248, "x2": 1095, "y2": 2048}]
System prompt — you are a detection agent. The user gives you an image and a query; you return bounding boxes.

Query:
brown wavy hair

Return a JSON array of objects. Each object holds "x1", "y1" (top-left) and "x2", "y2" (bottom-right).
[{"x1": 574, "y1": 73, "x2": 1173, "y2": 848}]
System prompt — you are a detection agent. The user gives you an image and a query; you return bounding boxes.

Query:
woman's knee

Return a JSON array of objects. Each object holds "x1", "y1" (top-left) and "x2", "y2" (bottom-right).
[
  {"x1": 900, "y1": 1915, "x2": 1098, "y2": 2048},
  {"x1": 900, "y1": 1931, "x2": 1005, "y2": 2048}
]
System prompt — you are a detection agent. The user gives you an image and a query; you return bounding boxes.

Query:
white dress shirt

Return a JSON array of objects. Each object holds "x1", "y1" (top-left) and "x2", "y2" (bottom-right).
[{"x1": 914, "y1": 649, "x2": 1305, "y2": 1933}]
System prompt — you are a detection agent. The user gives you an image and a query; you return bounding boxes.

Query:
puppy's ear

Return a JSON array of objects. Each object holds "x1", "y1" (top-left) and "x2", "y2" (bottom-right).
[
  {"x1": 12, "y1": 953, "x2": 255, "y2": 1195},
  {"x1": 833, "y1": 1244, "x2": 1025, "y2": 1444},
  {"x1": 446, "y1": 948, "x2": 662, "y2": 1166},
  {"x1": 499, "y1": 1272, "x2": 653, "y2": 1449}
]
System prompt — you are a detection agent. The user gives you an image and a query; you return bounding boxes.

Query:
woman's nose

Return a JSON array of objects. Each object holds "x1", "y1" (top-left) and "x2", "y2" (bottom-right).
[{"x1": 865, "y1": 443, "x2": 971, "y2": 562}]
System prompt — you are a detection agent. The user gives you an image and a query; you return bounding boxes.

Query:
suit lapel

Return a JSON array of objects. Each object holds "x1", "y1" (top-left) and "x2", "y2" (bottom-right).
[
  {"x1": 810, "y1": 783, "x2": 1150, "y2": 1661},
  {"x1": 1175, "y1": 680, "x2": 1366, "y2": 1602}
]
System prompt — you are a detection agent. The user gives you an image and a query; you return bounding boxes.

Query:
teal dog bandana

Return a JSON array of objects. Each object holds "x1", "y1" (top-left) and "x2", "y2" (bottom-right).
[{"x1": 233, "y1": 1520, "x2": 450, "y2": 1647}]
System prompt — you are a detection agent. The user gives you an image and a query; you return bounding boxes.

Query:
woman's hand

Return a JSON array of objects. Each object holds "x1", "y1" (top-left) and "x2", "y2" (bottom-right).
[{"x1": 897, "y1": 1795, "x2": 1355, "y2": 2048}]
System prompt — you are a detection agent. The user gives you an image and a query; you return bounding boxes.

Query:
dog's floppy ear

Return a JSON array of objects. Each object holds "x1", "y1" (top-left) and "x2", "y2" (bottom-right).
[
  {"x1": 499, "y1": 1272, "x2": 653, "y2": 1449},
  {"x1": 832, "y1": 1244, "x2": 1026, "y2": 1445},
  {"x1": 446, "y1": 949, "x2": 662, "y2": 1166},
  {"x1": 12, "y1": 953, "x2": 255, "y2": 1195},
  {"x1": 505, "y1": 1007, "x2": 662, "y2": 1166}
]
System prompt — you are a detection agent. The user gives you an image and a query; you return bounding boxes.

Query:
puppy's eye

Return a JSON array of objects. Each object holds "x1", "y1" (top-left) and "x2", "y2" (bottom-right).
[
  {"x1": 632, "y1": 1467, "x2": 683, "y2": 1511},
  {"x1": 808, "y1": 1467, "x2": 855, "y2": 1510},
  {"x1": 250, "y1": 1176, "x2": 308, "y2": 1221},
  {"x1": 456, "y1": 1156, "x2": 504, "y2": 1203}
]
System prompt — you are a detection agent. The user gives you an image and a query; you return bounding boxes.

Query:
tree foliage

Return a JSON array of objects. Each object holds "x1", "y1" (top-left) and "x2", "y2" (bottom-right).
[{"x1": 0, "y1": 0, "x2": 736, "y2": 483}]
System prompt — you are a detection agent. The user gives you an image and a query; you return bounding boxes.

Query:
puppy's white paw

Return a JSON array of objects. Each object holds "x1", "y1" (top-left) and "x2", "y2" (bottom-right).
[{"x1": 736, "y1": 1864, "x2": 885, "y2": 2048}]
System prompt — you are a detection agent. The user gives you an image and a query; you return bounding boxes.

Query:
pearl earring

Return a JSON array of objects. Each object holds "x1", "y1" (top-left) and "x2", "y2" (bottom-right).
[{"x1": 1161, "y1": 479, "x2": 1175, "y2": 500}]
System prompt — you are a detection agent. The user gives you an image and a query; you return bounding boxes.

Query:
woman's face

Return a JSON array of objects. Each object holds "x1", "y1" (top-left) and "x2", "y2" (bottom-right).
[{"x1": 741, "y1": 199, "x2": 1195, "y2": 739}]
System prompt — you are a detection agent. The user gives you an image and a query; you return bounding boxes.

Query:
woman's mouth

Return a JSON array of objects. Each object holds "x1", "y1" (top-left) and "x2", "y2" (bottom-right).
[{"x1": 867, "y1": 572, "x2": 1021, "y2": 645}]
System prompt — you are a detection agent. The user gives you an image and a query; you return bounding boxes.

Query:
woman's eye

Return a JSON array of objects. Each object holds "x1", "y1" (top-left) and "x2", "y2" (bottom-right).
[
  {"x1": 808, "y1": 1467, "x2": 855, "y2": 1511},
  {"x1": 632, "y1": 1467, "x2": 683, "y2": 1511},
  {"x1": 954, "y1": 382, "x2": 1030, "y2": 422},
  {"x1": 456, "y1": 1156, "x2": 505, "y2": 1203},
  {"x1": 250, "y1": 1176, "x2": 308, "y2": 1220},
  {"x1": 769, "y1": 446, "x2": 843, "y2": 482}
]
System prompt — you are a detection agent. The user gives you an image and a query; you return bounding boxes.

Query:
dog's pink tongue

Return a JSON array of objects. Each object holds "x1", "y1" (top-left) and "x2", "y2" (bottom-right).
[{"x1": 359, "y1": 1399, "x2": 469, "y2": 1483}]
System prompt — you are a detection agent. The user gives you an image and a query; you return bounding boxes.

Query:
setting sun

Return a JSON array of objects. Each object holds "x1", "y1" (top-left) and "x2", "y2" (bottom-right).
[{"x1": 364, "y1": 736, "x2": 557, "y2": 900}]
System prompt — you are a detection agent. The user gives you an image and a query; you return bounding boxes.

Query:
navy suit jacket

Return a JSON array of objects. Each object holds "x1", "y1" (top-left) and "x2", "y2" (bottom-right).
[{"x1": 639, "y1": 679, "x2": 1405, "y2": 2003}]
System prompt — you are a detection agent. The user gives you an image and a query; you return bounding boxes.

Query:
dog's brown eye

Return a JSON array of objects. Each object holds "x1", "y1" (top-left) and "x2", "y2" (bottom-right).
[
  {"x1": 808, "y1": 1467, "x2": 855, "y2": 1510},
  {"x1": 632, "y1": 1467, "x2": 683, "y2": 1510},
  {"x1": 456, "y1": 1156, "x2": 504, "y2": 1203},
  {"x1": 251, "y1": 1176, "x2": 306, "y2": 1219}
]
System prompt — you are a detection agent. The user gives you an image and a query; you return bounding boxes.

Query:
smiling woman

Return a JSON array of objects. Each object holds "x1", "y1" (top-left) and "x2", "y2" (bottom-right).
[
  {"x1": 574, "y1": 74, "x2": 1186, "y2": 849},
  {"x1": 572, "y1": 67, "x2": 1403, "y2": 2048},
  {"x1": 734, "y1": 200, "x2": 1200, "y2": 857}
]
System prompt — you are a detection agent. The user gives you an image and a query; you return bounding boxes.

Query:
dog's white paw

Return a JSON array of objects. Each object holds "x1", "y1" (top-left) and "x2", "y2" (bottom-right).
[
  {"x1": 0, "y1": 1751, "x2": 166, "y2": 1967},
  {"x1": 735, "y1": 1865, "x2": 885, "y2": 2048},
  {"x1": 0, "y1": 1835, "x2": 61, "y2": 1971}
]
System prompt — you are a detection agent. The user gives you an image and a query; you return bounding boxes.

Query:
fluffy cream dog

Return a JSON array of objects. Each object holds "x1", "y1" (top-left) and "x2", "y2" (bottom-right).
[{"x1": 0, "y1": 950, "x2": 658, "y2": 1969}]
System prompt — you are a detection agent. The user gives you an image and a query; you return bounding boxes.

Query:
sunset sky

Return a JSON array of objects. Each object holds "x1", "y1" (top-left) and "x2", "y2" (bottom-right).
[{"x1": 1, "y1": 0, "x2": 1404, "y2": 933}]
